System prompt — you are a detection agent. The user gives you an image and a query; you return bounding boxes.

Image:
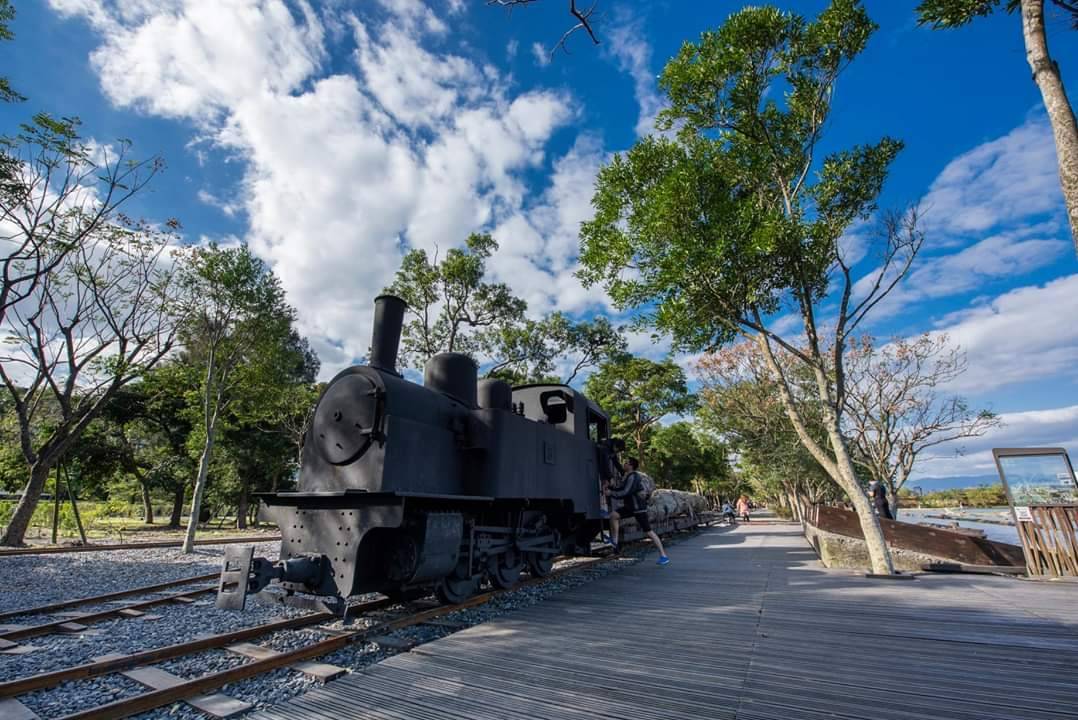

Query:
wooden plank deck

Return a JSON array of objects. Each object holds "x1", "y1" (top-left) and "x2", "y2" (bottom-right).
[{"x1": 253, "y1": 524, "x2": 1078, "y2": 720}]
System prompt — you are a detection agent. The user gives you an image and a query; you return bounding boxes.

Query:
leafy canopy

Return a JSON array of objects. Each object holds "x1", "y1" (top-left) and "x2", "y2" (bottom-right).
[
  {"x1": 916, "y1": 0, "x2": 1020, "y2": 28},
  {"x1": 387, "y1": 233, "x2": 525, "y2": 370},
  {"x1": 583, "y1": 354, "x2": 695, "y2": 459},
  {"x1": 578, "y1": 0, "x2": 901, "y2": 351}
]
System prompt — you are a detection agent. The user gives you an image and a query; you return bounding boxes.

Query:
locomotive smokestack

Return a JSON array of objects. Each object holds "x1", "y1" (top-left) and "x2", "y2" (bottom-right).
[{"x1": 369, "y1": 294, "x2": 407, "y2": 375}]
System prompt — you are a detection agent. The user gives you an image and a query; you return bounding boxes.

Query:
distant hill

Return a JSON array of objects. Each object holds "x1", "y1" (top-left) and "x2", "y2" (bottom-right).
[{"x1": 910, "y1": 474, "x2": 1001, "y2": 492}]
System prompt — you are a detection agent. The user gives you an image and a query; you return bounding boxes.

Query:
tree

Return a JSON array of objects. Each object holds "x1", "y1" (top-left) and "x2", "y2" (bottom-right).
[
  {"x1": 579, "y1": 1, "x2": 919, "y2": 573},
  {"x1": 177, "y1": 244, "x2": 299, "y2": 553},
  {"x1": 0, "y1": 220, "x2": 186, "y2": 545},
  {"x1": 583, "y1": 354, "x2": 695, "y2": 462},
  {"x1": 648, "y1": 422, "x2": 732, "y2": 498},
  {"x1": 221, "y1": 329, "x2": 320, "y2": 527},
  {"x1": 917, "y1": 0, "x2": 1078, "y2": 254},
  {"x1": 2, "y1": 122, "x2": 163, "y2": 330},
  {"x1": 696, "y1": 341, "x2": 841, "y2": 520},
  {"x1": 388, "y1": 233, "x2": 624, "y2": 383},
  {"x1": 387, "y1": 233, "x2": 526, "y2": 371},
  {"x1": 843, "y1": 334, "x2": 1002, "y2": 516},
  {"x1": 488, "y1": 312, "x2": 625, "y2": 385}
]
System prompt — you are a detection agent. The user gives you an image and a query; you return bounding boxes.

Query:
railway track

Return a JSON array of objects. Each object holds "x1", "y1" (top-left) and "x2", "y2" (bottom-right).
[
  {"x1": 1, "y1": 515, "x2": 713, "y2": 720},
  {"x1": 1, "y1": 555, "x2": 609, "y2": 720},
  {"x1": 0, "y1": 536, "x2": 282, "y2": 557},
  {"x1": 0, "y1": 574, "x2": 220, "y2": 624}
]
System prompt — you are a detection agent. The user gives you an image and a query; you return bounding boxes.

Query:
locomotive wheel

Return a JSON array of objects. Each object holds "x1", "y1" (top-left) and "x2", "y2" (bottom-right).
[
  {"x1": 526, "y1": 552, "x2": 554, "y2": 578},
  {"x1": 435, "y1": 574, "x2": 478, "y2": 605},
  {"x1": 489, "y1": 548, "x2": 524, "y2": 590}
]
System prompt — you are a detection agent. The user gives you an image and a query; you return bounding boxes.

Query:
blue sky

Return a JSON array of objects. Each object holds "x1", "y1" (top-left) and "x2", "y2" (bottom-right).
[{"x1": 3, "y1": 0, "x2": 1076, "y2": 484}]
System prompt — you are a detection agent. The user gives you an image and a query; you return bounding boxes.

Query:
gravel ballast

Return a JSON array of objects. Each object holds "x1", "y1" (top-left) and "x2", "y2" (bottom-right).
[{"x1": 0, "y1": 529, "x2": 704, "y2": 720}]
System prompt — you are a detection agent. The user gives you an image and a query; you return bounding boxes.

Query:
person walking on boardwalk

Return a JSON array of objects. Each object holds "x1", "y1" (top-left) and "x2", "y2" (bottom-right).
[
  {"x1": 736, "y1": 495, "x2": 751, "y2": 523},
  {"x1": 722, "y1": 500, "x2": 736, "y2": 525},
  {"x1": 869, "y1": 479, "x2": 894, "y2": 521},
  {"x1": 606, "y1": 458, "x2": 670, "y2": 565}
]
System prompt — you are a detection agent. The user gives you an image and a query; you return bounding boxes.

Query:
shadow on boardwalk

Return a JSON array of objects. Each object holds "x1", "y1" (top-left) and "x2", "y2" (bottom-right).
[{"x1": 255, "y1": 524, "x2": 1078, "y2": 720}]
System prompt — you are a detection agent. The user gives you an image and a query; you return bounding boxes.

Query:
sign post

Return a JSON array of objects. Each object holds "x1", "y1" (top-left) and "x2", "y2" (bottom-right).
[{"x1": 992, "y1": 448, "x2": 1078, "y2": 577}]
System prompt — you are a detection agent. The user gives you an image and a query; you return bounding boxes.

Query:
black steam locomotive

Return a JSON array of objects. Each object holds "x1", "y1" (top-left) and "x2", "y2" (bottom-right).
[{"x1": 217, "y1": 295, "x2": 616, "y2": 611}]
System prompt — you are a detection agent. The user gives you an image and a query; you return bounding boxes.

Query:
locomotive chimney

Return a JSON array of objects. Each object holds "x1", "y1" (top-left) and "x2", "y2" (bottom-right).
[{"x1": 369, "y1": 294, "x2": 407, "y2": 375}]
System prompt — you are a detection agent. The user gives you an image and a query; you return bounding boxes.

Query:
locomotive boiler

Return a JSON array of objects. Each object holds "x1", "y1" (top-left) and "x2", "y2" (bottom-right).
[{"x1": 217, "y1": 295, "x2": 614, "y2": 611}]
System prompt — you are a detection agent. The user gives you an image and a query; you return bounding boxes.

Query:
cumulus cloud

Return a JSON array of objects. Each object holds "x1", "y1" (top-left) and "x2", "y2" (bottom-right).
[
  {"x1": 929, "y1": 274, "x2": 1078, "y2": 394},
  {"x1": 52, "y1": 0, "x2": 593, "y2": 376},
  {"x1": 531, "y1": 41, "x2": 551, "y2": 67},
  {"x1": 606, "y1": 16, "x2": 663, "y2": 137},
  {"x1": 489, "y1": 134, "x2": 611, "y2": 317},
  {"x1": 919, "y1": 113, "x2": 1064, "y2": 240},
  {"x1": 912, "y1": 404, "x2": 1078, "y2": 481},
  {"x1": 852, "y1": 114, "x2": 1068, "y2": 320}
]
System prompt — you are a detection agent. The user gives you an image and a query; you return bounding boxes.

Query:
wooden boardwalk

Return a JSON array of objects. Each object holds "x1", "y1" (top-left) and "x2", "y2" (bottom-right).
[{"x1": 253, "y1": 524, "x2": 1078, "y2": 720}]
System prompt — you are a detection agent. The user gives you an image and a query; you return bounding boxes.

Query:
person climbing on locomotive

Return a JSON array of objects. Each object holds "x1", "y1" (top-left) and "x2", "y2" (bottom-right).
[{"x1": 606, "y1": 458, "x2": 670, "y2": 565}]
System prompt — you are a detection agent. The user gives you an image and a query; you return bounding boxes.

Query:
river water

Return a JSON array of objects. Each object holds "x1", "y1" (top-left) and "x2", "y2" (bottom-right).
[{"x1": 896, "y1": 506, "x2": 1020, "y2": 546}]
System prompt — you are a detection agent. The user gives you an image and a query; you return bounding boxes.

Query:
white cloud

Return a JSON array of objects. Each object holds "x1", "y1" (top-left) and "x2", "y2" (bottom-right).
[
  {"x1": 928, "y1": 274, "x2": 1078, "y2": 394},
  {"x1": 531, "y1": 42, "x2": 551, "y2": 67},
  {"x1": 606, "y1": 17, "x2": 663, "y2": 137},
  {"x1": 506, "y1": 38, "x2": 518, "y2": 59},
  {"x1": 53, "y1": 0, "x2": 586, "y2": 378},
  {"x1": 488, "y1": 134, "x2": 613, "y2": 318},
  {"x1": 920, "y1": 113, "x2": 1063, "y2": 240},
  {"x1": 912, "y1": 405, "x2": 1078, "y2": 481},
  {"x1": 851, "y1": 114, "x2": 1069, "y2": 320}
]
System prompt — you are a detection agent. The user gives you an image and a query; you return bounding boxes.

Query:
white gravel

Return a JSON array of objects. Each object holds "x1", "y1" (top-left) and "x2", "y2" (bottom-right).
[{"x1": 0, "y1": 530, "x2": 702, "y2": 720}]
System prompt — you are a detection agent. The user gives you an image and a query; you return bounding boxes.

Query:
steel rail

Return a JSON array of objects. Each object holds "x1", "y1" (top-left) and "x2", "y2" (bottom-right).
[
  {"x1": 0, "y1": 535, "x2": 282, "y2": 557},
  {"x1": 0, "y1": 586, "x2": 217, "y2": 642},
  {"x1": 0, "y1": 573, "x2": 220, "y2": 624},
  {"x1": 55, "y1": 557, "x2": 607, "y2": 720}
]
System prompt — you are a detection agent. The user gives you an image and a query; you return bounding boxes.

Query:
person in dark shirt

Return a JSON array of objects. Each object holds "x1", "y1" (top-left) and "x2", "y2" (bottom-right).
[
  {"x1": 607, "y1": 458, "x2": 670, "y2": 565},
  {"x1": 869, "y1": 480, "x2": 894, "y2": 520}
]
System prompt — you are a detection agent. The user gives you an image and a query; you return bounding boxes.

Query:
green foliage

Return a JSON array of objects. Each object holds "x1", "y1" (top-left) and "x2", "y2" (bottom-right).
[
  {"x1": 387, "y1": 233, "x2": 526, "y2": 370},
  {"x1": 913, "y1": 484, "x2": 1009, "y2": 508},
  {"x1": 0, "y1": 497, "x2": 100, "y2": 534},
  {"x1": 578, "y1": 0, "x2": 900, "y2": 353},
  {"x1": 0, "y1": 0, "x2": 23, "y2": 104},
  {"x1": 915, "y1": 0, "x2": 1018, "y2": 29},
  {"x1": 647, "y1": 422, "x2": 732, "y2": 494},
  {"x1": 583, "y1": 354, "x2": 695, "y2": 461},
  {"x1": 696, "y1": 342, "x2": 841, "y2": 505},
  {"x1": 388, "y1": 233, "x2": 624, "y2": 383},
  {"x1": 489, "y1": 312, "x2": 626, "y2": 385}
]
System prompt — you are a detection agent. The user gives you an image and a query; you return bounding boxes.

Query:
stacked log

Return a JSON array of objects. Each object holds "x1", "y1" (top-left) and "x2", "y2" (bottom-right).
[{"x1": 646, "y1": 488, "x2": 707, "y2": 522}]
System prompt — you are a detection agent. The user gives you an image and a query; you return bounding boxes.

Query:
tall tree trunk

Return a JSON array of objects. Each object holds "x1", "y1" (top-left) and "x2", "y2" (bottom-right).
[
  {"x1": 236, "y1": 485, "x2": 248, "y2": 530},
  {"x1": 1022, "y1": 0, "x2": 1078, "y2": 252},
  {"x1": 827, "y1": 420, "x2": 895, "y2": 575},
  {"x1": 888, "y1": 490, "x2": 900, "y2": 519},
  {"x1": 182, "y1": 421, "x2": 216, "y2": 553},
  {"x1": 169, "y1": 485, "x2": 185, "y2": 528},
  {"x1": 754, "y1": 333, "x2": 895, "y2": 575},
  {"x1": 1, "y1": 461, "x2": 54, "y2": 546},
  {"x1": 140, "y1": 480, "x2": 154, "y2": 525}
]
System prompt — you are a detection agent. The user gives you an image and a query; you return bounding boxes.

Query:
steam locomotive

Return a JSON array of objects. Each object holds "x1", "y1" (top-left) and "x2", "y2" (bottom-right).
[{"x1": 217, "y1": 295, "x2": 617, "y2": 612}]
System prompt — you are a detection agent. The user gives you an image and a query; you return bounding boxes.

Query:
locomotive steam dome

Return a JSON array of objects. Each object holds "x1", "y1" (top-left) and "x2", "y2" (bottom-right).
[
  {"x1": 424, "y1": 352, "x2": 478, "y2": 407},
  {"x1": 312, "y1": 373, "x2": 380, "y2": 464}
]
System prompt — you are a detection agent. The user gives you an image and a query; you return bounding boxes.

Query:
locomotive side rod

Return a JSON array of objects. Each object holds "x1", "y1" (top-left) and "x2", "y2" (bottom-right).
[{"x1": 55, "y1": 556, "x2": 609, "y2": 720}]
